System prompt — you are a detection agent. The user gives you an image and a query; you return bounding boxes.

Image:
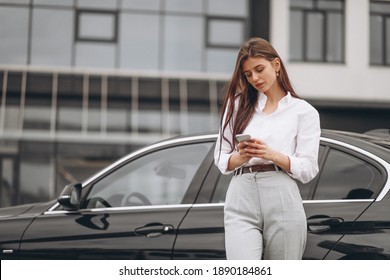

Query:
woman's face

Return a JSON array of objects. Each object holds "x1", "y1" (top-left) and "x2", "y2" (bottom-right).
[{"x1": 242, "y1": 56, "x2": 280, "y2": 94}]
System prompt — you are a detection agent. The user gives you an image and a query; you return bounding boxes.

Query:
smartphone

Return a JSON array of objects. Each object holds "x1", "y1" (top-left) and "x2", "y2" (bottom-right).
[{"x1": 235, "y1": 134, "x2": 251, "y2": 142}]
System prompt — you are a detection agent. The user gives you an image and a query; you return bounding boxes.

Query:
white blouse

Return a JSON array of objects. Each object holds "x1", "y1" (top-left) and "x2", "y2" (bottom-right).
[{"x1": 214, "y1": 92, "x2": 321, "y2": 184}]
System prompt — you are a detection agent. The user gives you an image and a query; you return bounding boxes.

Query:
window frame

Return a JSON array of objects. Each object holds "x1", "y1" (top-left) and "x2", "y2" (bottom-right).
[
  {"x1": 79, "y1": 139, "x2": 215, "y2": 209},
  {"x1": 75, "y1": 9, "x2": 119, "y2": 43},
  {"x1": 370, "y1": 0, "x2": 390, "y2": 66},
  {"x1": 308, "y1": 142, "x2": 388, "y2": 201},
  {"x1": 289, "y1": 0, "x2": 345, "y2": 63},
  {"x1": 205, "y1": 16, "x2": 247, "y2": 49}
]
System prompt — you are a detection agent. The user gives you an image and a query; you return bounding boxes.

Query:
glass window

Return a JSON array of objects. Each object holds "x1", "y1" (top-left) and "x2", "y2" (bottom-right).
[
  {"x1": 138, "y1": 110, "x2": 162, "y2": 134},
  {"x1": 207, "y1": 18, "x2": 244, "y2": 48},
  {"x1": 87, "y1": 76, "x2": 101, "y2": 132},
  {"x1": 168, "y1": 79, "x2": 181, "y2": 134},
  {"x1": 33, "y1": 0, "x2": 74, "y2": 7},
  {"x1": 24, "y1": 73, "x2": 52, "y2": 130},
  {"x1": 0, "y1": 0, "x2": 29, "y2": 4},
  {"x1": 30, "y1": 8, "x2": 73, "y2": 66},
  {"x1": 370, "y1": 1, "x2": 390, "y2": 13},
  {"x1": 119, "y1": 13, "x2": 160, "y2": 70},
  {"x1": 138, "y1": 77, "x2": 162, "y2": 133},
  {"x1": 57, "y1": 74, "x2": 83, "y2": 131},
  {"x1": 211, "y1": 145, "x2": 325, "y2": 203},
  {"x1": 165, "y1": 0, "x2": 203, "y2": 13},
  {"x1": 0, "y1": 7, "x2": 29, "y2": 64},
  {"x1": 205, "y1": 1, "x2": 248, "y2": 72},
  {"x1": 3, "y1": 72, "x2": 23, "y2": 131},
  {"x1": 387, "y1": 18, "x2": 390, "y2": 65},
  {"x1": 370, "y1": 15, "x2": 383, "y2": 65},
  {"x1": 163, "y1": 15, "x2": 204, "y2": 71},
  {"x1": 0, "y1": 156, "x2": 17, "y2": 207},
  {"x1": 211, "y1": 173, "x2": 232, "y2": 203},
  {"x1": 121, "y1": 0, "x2": 160, "y2": 11},
  {"x1": 56, "y1": 142, "x2": 134, "y2": 196},
  {"x1": 313, "y1": 149, "x2": 383, "y2": 200},
  {"x1": 0, "y1": 72, "x2": 3, "y2": 116},
  {"x1": 76, "y1": 11, "x2": 117, "y2": 42},
  {"x1": 207, "y1": 0, "x2": 248, "y2": 17},
  {"x1": 297, "y1": 145, "x2": 326, "y2": 199},
  {"x1": 107, "y1": 77, "x2": 132, "y2": 133},
  {"x1": 307, "y1": 12, "x2": 325, "y2": 61},
  {"x1": 19, "y1": 141, "x2": 54, "y2": 204},
  {"x1": 187, "y1": 80, "x2": 211, "y2": 133},
  {"x1": 76, "y1": 0, "x2": 118, "y2": 9},
  {"x1": 290, "y1": 10, "x2": 304, "y2": 61},
  {"x1": 75, "y1": 43, "x2": 116, "y2": 68},
  {"x1": 327, "y1": 12, "x2": 343, "y2": 62},
  {"x1": 290, "y1": 0, "x2": 314, "y2": 9},
  {"x1": 84, "y1": 142, "x2": 213, "y2": 208},
  {"x1": 369, "y1": 1, "x2": 390, "y2": 66},
  {"x1": 318, "y1": 0, "x2": 343, "y2": 9},
  {"x1": 289, "y1": 0, "x2": 345, "y2": 63},
  {"x1": 206, "y1": 49, "x2": 236, "y2": 73}
]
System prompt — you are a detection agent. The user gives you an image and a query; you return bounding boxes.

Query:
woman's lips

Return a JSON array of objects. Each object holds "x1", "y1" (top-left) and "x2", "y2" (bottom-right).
[{"x1": 255, "y1": 83, "x2": 264, "y2": 89}]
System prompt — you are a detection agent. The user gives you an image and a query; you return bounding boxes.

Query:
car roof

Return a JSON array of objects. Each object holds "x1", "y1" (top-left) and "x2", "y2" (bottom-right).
[{"x1": 321, "y1": 129, "x2": 390, "y2": 161}]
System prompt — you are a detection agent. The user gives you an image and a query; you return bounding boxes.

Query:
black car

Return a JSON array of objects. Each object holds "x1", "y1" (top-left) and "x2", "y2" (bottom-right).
[{"x1": 1, "y1": 129, "x2": 389, "y2": 260}]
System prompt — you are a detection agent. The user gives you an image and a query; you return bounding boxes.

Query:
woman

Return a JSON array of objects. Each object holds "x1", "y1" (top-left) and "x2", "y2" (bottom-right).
[{"x1": 214, "y1": 37, "x2": 320, "y2": 260}]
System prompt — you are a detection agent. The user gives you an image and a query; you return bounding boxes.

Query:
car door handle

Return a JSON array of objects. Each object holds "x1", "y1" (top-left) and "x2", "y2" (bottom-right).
[
  {"x1": 307, "y1": 215, "x2": 344, "y2": 233},
  {"x1": 135, "y1": 223, "x2": 174, "y2": 238}
]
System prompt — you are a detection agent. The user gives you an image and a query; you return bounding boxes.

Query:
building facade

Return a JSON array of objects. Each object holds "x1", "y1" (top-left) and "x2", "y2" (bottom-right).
[{"x1": 0, "y1": 0, "x2": 390, "y2": 206}]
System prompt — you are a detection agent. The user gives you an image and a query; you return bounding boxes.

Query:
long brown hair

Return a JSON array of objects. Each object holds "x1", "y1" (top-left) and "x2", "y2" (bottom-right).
[{"x1": 219, "y1": 37, "x2": 299, "y2": 152}]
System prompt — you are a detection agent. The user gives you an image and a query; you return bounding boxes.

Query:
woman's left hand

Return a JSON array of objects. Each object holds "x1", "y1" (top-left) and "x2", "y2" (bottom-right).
[
  {"x1": 245, "y1": 138, "x2": 291, "y2": 172},
  {"x1": 244, "y1": 139, "x2": 276, "y2": 161}
]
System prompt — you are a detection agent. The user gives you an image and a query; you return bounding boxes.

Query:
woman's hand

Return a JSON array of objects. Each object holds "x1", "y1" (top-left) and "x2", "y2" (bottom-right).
[
  {"x1": 245, "y1": 138, "x2": 291, "y2": 172},
  {"x1": 244, "y1": 139, "x2": 275, "y2": 161},
  {"x1": 237, "y1": 141, "x2": 252, "y2": 159},
  {"x1": 227, "y1": 141, "x2": 252, "y2": 171}
]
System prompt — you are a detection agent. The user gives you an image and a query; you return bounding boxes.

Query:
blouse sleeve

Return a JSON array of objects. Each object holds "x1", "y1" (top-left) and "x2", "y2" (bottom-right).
[
  {"x1": 288, "y1": 107, "x2": 321, "y2": 184},
  {"x1": 214, "y1": 99, "x2": 241, "y2": 175}
]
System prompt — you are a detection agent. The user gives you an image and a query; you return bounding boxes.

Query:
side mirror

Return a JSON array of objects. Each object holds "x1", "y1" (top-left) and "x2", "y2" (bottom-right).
[{"x1": 58, "y1": 183, "x2": 82, "y2": 211}]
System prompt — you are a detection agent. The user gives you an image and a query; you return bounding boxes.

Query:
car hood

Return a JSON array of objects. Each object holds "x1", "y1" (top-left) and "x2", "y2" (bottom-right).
[{"x1": 0, "y1": 201, "x2": 55, "y2": 219}]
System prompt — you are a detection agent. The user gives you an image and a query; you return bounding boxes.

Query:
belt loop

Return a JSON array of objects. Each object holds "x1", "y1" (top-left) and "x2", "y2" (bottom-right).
[
  {"x1": 274, "y1": 164, "x2": 279, "y2": 172},
  {"x1": 249, "y1": 166, "x2": 253, "y2": 173}
]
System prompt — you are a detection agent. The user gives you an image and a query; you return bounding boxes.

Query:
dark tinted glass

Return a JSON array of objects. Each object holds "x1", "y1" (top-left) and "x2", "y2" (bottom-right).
[
  {"x1": 85, "y1": 142, "x2": 213, "y2": 208},
  {"x1": 314, "y1": 149, "x2": 382, "y2": 200}
]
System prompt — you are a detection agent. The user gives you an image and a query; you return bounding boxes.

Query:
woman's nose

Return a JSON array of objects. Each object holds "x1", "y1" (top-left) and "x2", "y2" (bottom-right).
[{"x1": 252, "y1": 72, "x2": 261, "y2": 81}]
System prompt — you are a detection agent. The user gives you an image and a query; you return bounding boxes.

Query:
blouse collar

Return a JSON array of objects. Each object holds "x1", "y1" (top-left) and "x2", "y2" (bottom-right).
[{"x1": 257, "y1": 91, "x2": 292, "y2": 112}]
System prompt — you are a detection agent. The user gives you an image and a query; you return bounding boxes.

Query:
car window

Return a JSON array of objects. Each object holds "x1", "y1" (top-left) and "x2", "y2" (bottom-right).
[
  {"x1": 211, "y1": 173, "x2": 232, "y2": 203},
  {"x1": 211, "y1": 145, "x2": 326, "y2": 203},
  {"x1": 296, "y1": 145, "x2": 326, "y2": 199},
  {"x1": 84, "y1": 142, "x2": 213, "y2": 208},
  {"x1": 313, "y1": 148, "x2": 383, "y2": 200}
]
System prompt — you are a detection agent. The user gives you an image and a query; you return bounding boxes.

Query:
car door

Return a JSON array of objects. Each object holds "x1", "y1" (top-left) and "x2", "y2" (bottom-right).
[
  {"x1": 18, "y1": 141, "x2": 213, "y2": 259},
  {"x1": 172, "y1": 146, "x2": 227, "y2": 259},
  {"x1": 174, "y1": 140, "x2": 387, "y2": 260},
  {"x1": 303, "y1": 142, "x2": 386, "y2": 260}
]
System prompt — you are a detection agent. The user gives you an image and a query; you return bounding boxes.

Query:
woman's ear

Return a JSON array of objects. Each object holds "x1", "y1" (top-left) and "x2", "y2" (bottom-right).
[{"x1": 272, "y1": 58, "x2": 281, "y2": 72}]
